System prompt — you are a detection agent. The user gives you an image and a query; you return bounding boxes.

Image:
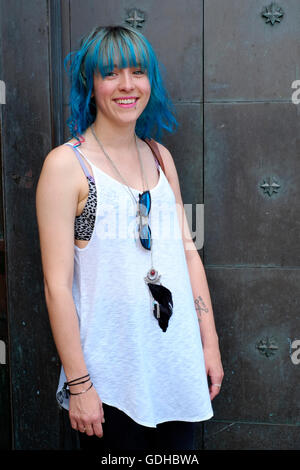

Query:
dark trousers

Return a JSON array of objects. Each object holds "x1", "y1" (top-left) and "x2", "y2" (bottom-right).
[{"x1": 61, "y1": 402, "x2": 197, "y2": 452}]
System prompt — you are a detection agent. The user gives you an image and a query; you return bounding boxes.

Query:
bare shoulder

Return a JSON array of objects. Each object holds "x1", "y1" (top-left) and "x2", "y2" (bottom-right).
[
  {"x1": 36, "y1": 141, "x2": 84, "y2": 211},
  {"x1": 152, "y1": 141, "x2": 178, "y2": 182},
  {"x1": 42, "y1": 141, "x2": 78, "y2": 174},
  {"x1": 155, "y1": 141, "x2": 173, "y2": 162},
  {"x1": 37, "y1": 141, "x2": 84, "y2": 195}
]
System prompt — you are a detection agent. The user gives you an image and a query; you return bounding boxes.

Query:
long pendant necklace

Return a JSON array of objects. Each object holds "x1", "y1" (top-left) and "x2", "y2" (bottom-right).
[{"x1": 90, "y1": 124, "x2": 173, "y2": 332}]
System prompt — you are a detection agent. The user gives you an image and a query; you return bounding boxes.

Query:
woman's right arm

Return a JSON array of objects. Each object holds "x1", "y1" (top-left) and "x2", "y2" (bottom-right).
[{"x1": 35, "y1": 146, "x2": 104, "y2": 438}]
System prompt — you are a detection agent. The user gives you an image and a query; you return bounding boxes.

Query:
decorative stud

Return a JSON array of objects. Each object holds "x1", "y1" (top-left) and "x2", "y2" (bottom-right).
[
  {"x1": 261, "y1": 2, "x2": 284, "y2": 25},
  {"x1": 145, "y1": 268, "x2": 161, "y2": 284},
  {"x1": 125, "y1": 8, "x2": 145, "y2": 29},
  {"x1": 260, "y1": 177, "x2": 280, "y2": 196},
  {"x1": 256, "y1": 336, "x2": 279, "y2": 357}
]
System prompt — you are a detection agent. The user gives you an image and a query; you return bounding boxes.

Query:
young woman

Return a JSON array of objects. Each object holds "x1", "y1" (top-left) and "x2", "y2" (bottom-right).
[{"x1": 36, "y1": 25, "x2": 223, "y2": 451}]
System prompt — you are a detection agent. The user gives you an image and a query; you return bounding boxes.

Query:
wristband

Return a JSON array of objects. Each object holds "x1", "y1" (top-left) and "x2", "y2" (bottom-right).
[
  {"x1": 68, "y1": 377, "x2": 90, "y2": 387},
  {"x1": 69, "y1": 382, "x2": 93, "y2": 396},
  {"x1": 66, "y1": 373, "x2": 90, "y2": 385}
]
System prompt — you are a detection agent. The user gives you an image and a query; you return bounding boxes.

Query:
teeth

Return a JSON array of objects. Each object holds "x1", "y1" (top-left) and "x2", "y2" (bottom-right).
[{"x1": 115, "y1": 98, "x2": 136, "y2": 104}]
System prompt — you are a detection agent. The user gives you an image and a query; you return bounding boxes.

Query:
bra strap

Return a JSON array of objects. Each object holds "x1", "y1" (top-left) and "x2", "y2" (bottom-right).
[
  {"x1": 143, "y1": 138, "x2": 166, "y2": 175},
  {"x1": 65, "y1": 139, "x2": 164, "y2": 180},
  {"x1": 64, "y1": 143, "x2": 95, "y2": 182}
]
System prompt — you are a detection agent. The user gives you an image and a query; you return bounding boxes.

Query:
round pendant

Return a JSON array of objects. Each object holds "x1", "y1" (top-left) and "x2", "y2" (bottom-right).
[{"x1": 145, "y1": 268, "x2": 161, "y2": 284}]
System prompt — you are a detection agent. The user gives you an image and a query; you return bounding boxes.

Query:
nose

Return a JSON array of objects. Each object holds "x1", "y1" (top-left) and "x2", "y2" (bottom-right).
[{"x1": 118, "y1": 69, "x2": 135, "y2": 91}]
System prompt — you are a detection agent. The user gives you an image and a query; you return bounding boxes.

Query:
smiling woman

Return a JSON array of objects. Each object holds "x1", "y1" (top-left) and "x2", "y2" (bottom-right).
[
  {"x1": 64, "y1": 25, "x2": 177, "y2": 142},
  {"x1": 91, "y1": 64, "x2": 151, "y2": 127},
  {"x1": 36, "y1": 24, "x2": 223, "y2": 452}
]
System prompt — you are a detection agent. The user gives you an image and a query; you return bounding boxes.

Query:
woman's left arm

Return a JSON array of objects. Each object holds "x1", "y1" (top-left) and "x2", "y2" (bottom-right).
[{"x1": 157, "y1": 143, "x2": 224, "y2": 400}]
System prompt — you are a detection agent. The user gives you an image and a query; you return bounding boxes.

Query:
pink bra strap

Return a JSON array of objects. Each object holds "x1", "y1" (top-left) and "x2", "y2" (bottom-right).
[{"x1": 64, "y1": 143, "x2": 95, "y2": 183}]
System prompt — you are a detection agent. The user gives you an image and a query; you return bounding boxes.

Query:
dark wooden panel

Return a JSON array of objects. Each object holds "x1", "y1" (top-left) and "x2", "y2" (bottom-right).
[
  {"x1": 205, "y1": 267, "x2": 300, "y2": 425},
  {"x1": 203, "y1": 0, "x2": 300, "y2": 451},
  {"x1": 0, "y1": 239, "x2": 11, "y2": 450},
  {"x1": 162, "y1": 103, "x2": 204, "y2": 253},
  {"x1": 204, "y1": 102, "x2": 300, "y2": 266},
  {"x1": 0, "y1": 128, "x2": 4, "y2": 239},
  {"x1": 204, "y1": 420, "x2": 300, "y2": 450},
  {"x1": 49, "y1": 0, "x2": 64, "y2": 147},
  {"x1": 0, "y1": 0, "x2": 60, "y2": 449},
  {"x1": 162, "y1": 104, "x2": 203, "y2": 203},
  {"x1": 2, "y1": 0, "x2": 297, "y2": 452},
  {"x1": 204, "y1": 0, "x2": 300, "y2": 101},
  {"x1": 61, "y1": 0, "x2": 71, "y2": 140},
  {"x1": 0, "y1": 26, "x2": 11, "y2": 446}
]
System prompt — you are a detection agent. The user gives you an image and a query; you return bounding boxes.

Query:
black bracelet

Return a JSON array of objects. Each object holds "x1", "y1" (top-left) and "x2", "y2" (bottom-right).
[
  {"x1": 68, "y1": 377, "x2": 91, "y2": 387},
  {"x1": 65, "y1": 374, "x2": 90, "y2": 386},
  {"x1": 69, "y1": 382, "x2": 93, "y2": 396}
]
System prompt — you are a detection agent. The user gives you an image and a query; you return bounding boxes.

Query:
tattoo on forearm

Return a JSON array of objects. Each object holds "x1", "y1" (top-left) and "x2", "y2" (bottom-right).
[{"x1": 194, "y1": 295, "x2": 209, "y2": 323}]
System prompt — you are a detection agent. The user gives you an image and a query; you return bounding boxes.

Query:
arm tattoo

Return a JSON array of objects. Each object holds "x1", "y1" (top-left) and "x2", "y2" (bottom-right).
[{"x1": 194, "y1": 295, "x2": 209, "y2": 324}]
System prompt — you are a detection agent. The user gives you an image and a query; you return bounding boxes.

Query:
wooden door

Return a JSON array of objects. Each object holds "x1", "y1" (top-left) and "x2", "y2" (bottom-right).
[{"x1": 1, "y1": 0, "x2": 299, "y2": 450}]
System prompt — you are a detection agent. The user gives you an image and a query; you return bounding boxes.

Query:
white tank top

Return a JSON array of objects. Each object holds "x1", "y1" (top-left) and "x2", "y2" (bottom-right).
[{"x1": 56, "y1": 141, "x2": 213, "y2": 427}]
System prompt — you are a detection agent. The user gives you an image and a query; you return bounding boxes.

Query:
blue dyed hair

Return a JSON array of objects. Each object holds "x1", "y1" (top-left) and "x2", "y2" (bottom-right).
[{"x1": 64, "y1": 25, "x2": 178, "y2": 143}]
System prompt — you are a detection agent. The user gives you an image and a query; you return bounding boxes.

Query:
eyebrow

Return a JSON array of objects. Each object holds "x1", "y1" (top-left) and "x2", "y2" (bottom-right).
[
  {"x1": 101, "y1": 62, "x2": 144, "y2": 72},
  {"x1": 114, "y1": 62, "x2": 143, "y2": 67}
]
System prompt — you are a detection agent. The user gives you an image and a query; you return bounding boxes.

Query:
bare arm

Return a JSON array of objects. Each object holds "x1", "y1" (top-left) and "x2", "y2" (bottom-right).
[
  {"x1": 157, "y1": 143, "x2": 224, "y2": 400},
  {"x1": 36, "y1": 146, "x2": 104, "y2": 436},
  {"x1": 185, "y1": 254, "x2": 224, "y2": 400}
]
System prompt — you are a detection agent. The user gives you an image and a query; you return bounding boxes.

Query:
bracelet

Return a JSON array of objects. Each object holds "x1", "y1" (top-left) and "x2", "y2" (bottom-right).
[
  {"x1": 69, "y1": 382, "x2": 93, "y2": 396},
  {"x1": 68, "y1": 377, "x2": 91, "y2": 387},
  {"x1": 65, "y1": 374, "x2": 90, "y2": 386}
]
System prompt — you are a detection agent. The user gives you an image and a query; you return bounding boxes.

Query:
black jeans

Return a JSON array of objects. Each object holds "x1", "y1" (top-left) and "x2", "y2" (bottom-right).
[{"x1": 61, "y1": 402, "x2": 197, "y2": 452}]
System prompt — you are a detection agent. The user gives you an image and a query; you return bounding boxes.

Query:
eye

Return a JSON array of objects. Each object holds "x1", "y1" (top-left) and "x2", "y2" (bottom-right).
[
  {"x1": 102, "y1": 67, "x2": 119, "y2": 78},
  {"x1": 104, "y1": 71, "x2": 117, "y2": 77},
  {"x1": 133, "y1": 69, "x2": 146, "y2": 75}
]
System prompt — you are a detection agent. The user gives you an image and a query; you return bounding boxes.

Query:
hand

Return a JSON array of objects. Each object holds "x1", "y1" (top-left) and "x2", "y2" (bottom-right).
[
  {"x1": 203, "y1": 345, "x2": 224, "y2": 400},
  {"x1": 69, "y1": 383, "x2": 105, "y2": 438}
]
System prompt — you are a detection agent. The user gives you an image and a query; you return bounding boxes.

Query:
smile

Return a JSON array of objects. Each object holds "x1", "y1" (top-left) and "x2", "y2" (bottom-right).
[{"x1": 114, "y1": 97, "x2": 139, "y2": 108}]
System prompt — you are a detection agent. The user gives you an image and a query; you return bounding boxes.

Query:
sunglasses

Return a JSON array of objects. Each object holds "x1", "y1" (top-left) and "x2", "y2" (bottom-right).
[{"x1": 137, "y1": 190, "x2": 151, "y2": 250}]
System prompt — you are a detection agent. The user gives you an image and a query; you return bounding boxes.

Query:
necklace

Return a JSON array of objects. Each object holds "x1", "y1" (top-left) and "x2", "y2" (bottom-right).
[{"x1": 90, "y1": 124, "x2": 173, "y2": 332}]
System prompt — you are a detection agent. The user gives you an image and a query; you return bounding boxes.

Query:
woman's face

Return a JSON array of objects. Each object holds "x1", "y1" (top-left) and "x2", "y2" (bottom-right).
[{"x1": 92, "y1": 64, "x2": 151, "y2": 126}]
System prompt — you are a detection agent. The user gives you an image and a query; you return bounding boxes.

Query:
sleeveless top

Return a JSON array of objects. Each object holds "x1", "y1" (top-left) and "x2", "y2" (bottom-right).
[
  {"x1": 71, "y1": 141, "x2": 160, "y2": 241},
  {"x1": 56, "y1": 140, "x2": 213, "y2": 427}
]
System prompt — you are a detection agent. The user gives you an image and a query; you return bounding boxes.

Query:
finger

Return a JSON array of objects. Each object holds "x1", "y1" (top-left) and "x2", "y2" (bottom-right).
[
  {"x1": 210, "y1": 383, "x2": 221, "y2": 400},
  {"x1": 209, "y1": 376, "x2": 223, "y2": 390},
  {"x1": 78, "y1": 422, "x2": 86, "y2": 433},
  {"x1": 70, "y1": 418, "x2": 78, "y2": 431},
  {"x1": 93, "y1": 420, "x2": 104, "y2": 438},
  {"x1": 84, "y1": 424, "x2": 94, "y2": 436},
  {"x1": 209, "y1": 372, "x2": 224, "y2": 384},
  {"x1": 100, "y1": 404, "x2": 105, "y2": 423},
  {"x1": 211, "y1": 383, "x2": 222, "y2": 389}
]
